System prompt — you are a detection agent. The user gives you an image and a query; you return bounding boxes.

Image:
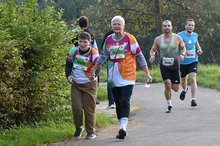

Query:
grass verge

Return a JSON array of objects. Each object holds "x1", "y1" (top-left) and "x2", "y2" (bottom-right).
[{"x1": 0, "y1": 113, "x2": 115, "y2": 146}]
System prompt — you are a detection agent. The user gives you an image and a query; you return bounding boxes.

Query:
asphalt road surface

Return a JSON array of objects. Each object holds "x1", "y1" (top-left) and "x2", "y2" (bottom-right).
[{"x1": 51, "y1": 83, "x2": 220, "y2": 146}]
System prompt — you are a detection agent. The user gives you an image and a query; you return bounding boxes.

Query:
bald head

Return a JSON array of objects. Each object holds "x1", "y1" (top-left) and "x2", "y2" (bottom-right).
[
  {"x1": 162, "y1": 20, "x2": 172, "y2": 34},
  {"x1": 162, "y1": 20, "x2": 172, "y2": 27}
]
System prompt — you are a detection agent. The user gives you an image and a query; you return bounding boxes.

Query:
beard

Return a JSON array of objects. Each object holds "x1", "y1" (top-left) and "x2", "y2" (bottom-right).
[{"x1": 164, "y1": 28, "x2": 171, "y2": 34}]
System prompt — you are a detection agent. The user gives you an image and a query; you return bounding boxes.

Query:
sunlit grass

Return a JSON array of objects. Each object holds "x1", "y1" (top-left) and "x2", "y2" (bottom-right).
[
  {"x1": 136, "y1": 65, "x2": 162, "y2": 83},
  {"x1": 97, "y1": 86, "x2": 107, "y2": 101},
  {"x1": 0, "y1": 122, "x2": 75, "y2": 146},
  {"x1": 197, "y1": 64, "x2": 220, "y2": 90},
  {"x1": 0, "y1": 113, "x2": 115, "y2": 146},
  {"x1": 135, "y1": 64, "x2": 220, "y2": 91}
]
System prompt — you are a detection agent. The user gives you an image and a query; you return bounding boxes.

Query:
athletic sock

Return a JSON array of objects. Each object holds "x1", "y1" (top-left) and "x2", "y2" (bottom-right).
[
  {"x1": 119, "y1": 117, "x2": 128, "y2": 131},
  {"x1": 167, "y1": 100, "x2": 172, "y2": 107}
]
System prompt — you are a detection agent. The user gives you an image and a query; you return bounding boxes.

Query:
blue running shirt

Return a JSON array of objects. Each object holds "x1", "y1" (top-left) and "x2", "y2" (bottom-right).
[{"x1": 178, "y1": 31, "x2": 199, "y2": 64}]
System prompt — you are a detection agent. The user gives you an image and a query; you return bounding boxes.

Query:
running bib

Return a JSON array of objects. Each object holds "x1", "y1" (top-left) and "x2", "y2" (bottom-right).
[
  {"x1": 185, "y1": 50, "x2": 195, "y2": 58},
  {"x1": 109, "y1": 45, "x2": 125, "y2": 59},
  {"x1": 73, "y1": 55, "x2": 90, "y2": 71},
  {"x1": 162, "y1": 57, "x2": 174, "y2": 66}
]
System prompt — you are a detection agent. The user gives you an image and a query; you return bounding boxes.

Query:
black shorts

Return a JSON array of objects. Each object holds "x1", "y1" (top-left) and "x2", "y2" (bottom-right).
[
  {"x1": 180, "y1": 62, "x2": 198, "y2": 78},
  {"x1": 160, "y1": 66, "x2": 180, "y2": 84}
]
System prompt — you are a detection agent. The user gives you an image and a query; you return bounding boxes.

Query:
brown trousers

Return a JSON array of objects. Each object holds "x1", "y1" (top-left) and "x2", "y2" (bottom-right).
[{"x1": 71, "y1": 80, "x2": 98, "y2": 134}]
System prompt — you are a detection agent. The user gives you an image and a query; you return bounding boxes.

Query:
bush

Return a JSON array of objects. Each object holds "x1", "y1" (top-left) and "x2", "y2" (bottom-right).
[{"x1": 0, "y1": 0, "x2": 74, "y2": 129}]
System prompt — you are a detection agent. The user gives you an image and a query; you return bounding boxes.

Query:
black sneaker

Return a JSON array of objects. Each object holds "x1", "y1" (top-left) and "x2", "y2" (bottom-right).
[
  {"x1": 74, "y1": 127, "x2": 84, "y2": 138},
  {"x1": 116, "y1": 129, "x2": 127, "y2": 139},
  {"x1": 179, "y1": 88, "x2": 188, "y2": 100},
  {"x1": 191, "y1": 99, "x2": 197, "y2": 107},
  {"x1": 165, "y1": 106, "x2": 172, "y2": 113}
]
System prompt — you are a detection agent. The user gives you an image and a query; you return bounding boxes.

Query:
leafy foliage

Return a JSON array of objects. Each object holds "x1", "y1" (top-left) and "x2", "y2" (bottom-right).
[
  {"x1": 0, "y1": 0, "x2": 72, "y2": 129},
  {"x1": 66, "y1": 0, "x2": 220, "y2": 64},
  {"x1": 55, "y1": 0, "x2": 93, "y2": 22}
]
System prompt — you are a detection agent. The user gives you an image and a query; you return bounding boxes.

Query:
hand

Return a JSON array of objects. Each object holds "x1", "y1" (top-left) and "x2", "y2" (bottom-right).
[
  {"x1": 149, "y1": 56, "x2": 155, "y2": 63},
  {"x1": 67, "y1": 76, "x2": 73, "y2": 84},
  {"x1": 178, "y1": 55, "x2": 184, "y2": 62},
  {"x1": 88, "y1": 71, "x2": 95, "y2": 81},
  {"x1": 197, "y1": 49, "x2": 203, "y2": 55},
  {"x1": 146, "y1": 75, "x2": 153, "y2": 84}
]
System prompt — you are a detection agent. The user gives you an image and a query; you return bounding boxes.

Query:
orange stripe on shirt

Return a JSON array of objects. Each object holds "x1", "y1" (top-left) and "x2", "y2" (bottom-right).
[{"x1": 118, "y1": 52, "x2": 136, "y2": 80}]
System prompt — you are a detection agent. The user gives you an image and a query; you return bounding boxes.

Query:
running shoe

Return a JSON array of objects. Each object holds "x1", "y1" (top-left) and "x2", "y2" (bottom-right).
[
  {"x1": 179, "y1": 88, "x2": 188, "y2": 100},
  {"x1": 165, "y1": 106, "x2": 172, "y2": 113},
  {"x1": 74, "y1": 127, "x2": 84, "y2": 138},
  {"x1": 191, "y1": 99, "x2": 197, "y2": 107},
  {"x1": 85, "y1": 132, "x2": 96, "y2": 139},
  {"x1": 116, "y1": 129, "x2": 127, "y2": 139}
]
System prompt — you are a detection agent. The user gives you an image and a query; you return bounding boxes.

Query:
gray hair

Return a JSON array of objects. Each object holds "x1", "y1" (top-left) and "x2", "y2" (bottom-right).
[{"x1": 111, "y1": 16, "x2": 125, "y2": 26}]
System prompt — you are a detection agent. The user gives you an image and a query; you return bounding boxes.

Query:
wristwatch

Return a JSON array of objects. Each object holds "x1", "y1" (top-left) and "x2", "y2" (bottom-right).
[{"x1": 181, "y1": 53, "x2": 186, "y2": 56}]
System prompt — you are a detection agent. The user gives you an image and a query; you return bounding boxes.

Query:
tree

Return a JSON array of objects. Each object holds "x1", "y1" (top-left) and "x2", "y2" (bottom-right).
[
  {"x1": 55, "y1": 0, "x2": 93, "y2": 22},
  {"x1": 81, "y1": 0, "x2": 220, "y2": 64}
]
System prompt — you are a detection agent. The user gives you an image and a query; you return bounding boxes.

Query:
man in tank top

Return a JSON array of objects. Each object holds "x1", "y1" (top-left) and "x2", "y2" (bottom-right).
[{"x1": 149, "y1": 20, "x2": 186, "y2": 113}]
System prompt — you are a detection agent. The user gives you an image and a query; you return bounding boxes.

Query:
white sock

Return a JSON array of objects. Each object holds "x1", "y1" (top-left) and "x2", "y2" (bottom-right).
[
  {"x1": 192, "y1": 97, "x2": 196, "y2": 100},
  {"x1": 167, "y1": 100, "x2": 172, "y2": 107},
  {"x1": 183, "y1": 88, "x2": 188, "y2": 92},
  {"x1": 119, "y1": 117, "x2": 128, "y2": 131}
]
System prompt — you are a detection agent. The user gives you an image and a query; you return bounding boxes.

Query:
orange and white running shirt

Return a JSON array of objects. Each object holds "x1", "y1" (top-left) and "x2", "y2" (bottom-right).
[
  {"x1": 69, "y1": 47, "x2": 99, "y2": 84},
  {"x1": 101, "y1": 32, "x2": 142, "y2": 87}
]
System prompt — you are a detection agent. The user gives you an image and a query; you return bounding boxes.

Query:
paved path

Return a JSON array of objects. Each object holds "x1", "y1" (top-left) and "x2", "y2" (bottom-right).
[{"x1": 53, "y1": 83, "x2": 220, "y2": 146}]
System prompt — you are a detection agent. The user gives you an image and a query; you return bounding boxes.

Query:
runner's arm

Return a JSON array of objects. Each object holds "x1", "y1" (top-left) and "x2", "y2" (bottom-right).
[
  {"x1": 196, "y1": 41, "x2": 203, "y2": 55},
  {"x1": 149, "y1": 37, "x2": 159, "y2": 63}
]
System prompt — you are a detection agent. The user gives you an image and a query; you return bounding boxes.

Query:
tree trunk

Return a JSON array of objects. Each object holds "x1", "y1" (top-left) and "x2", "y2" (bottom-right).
[{"x1": 155, "y1": 0, "x2": 162, "y2": 35}]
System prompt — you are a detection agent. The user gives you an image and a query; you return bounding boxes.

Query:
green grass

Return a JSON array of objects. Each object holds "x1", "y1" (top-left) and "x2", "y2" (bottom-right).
[
  {"x1": 0, "y1": 122, "x2": 75, "y2": 146},
  {"x1": 0, "y1": 113, "x2": 115, "y2": 146},
  {"x1": 136, "y1": 64, "x2": 220, "y2": 91},
  {"x1": 136, "y1": 65, "x2": 162, "y2": 83},
  {"x1": 99, "y1": 67, "x2": 107, "y2": 82},
  {"x1": 96, "y1": 113, "x2": 116, "y2": 128},
  {"x1": 97, "y1": 86, "x2": 107, "y2": 101},
  {"x1": 197, "y1": 64, "x2": 220, "y2": 90}
]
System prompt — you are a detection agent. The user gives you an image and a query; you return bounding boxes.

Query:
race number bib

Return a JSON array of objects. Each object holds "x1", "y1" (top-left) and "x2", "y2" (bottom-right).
[
  {"x1": 73, "y1": 55, "x2": 89, "y2": 71},
  {"x1": 110, "y1": 45, "x2": 125, "y2": 59},
  {"x1": 185, "y1": 50, "x2": 195, "y2": 58},
  {"x1": 162, "y1": 57, "x2": 174, "y2": 66}
]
